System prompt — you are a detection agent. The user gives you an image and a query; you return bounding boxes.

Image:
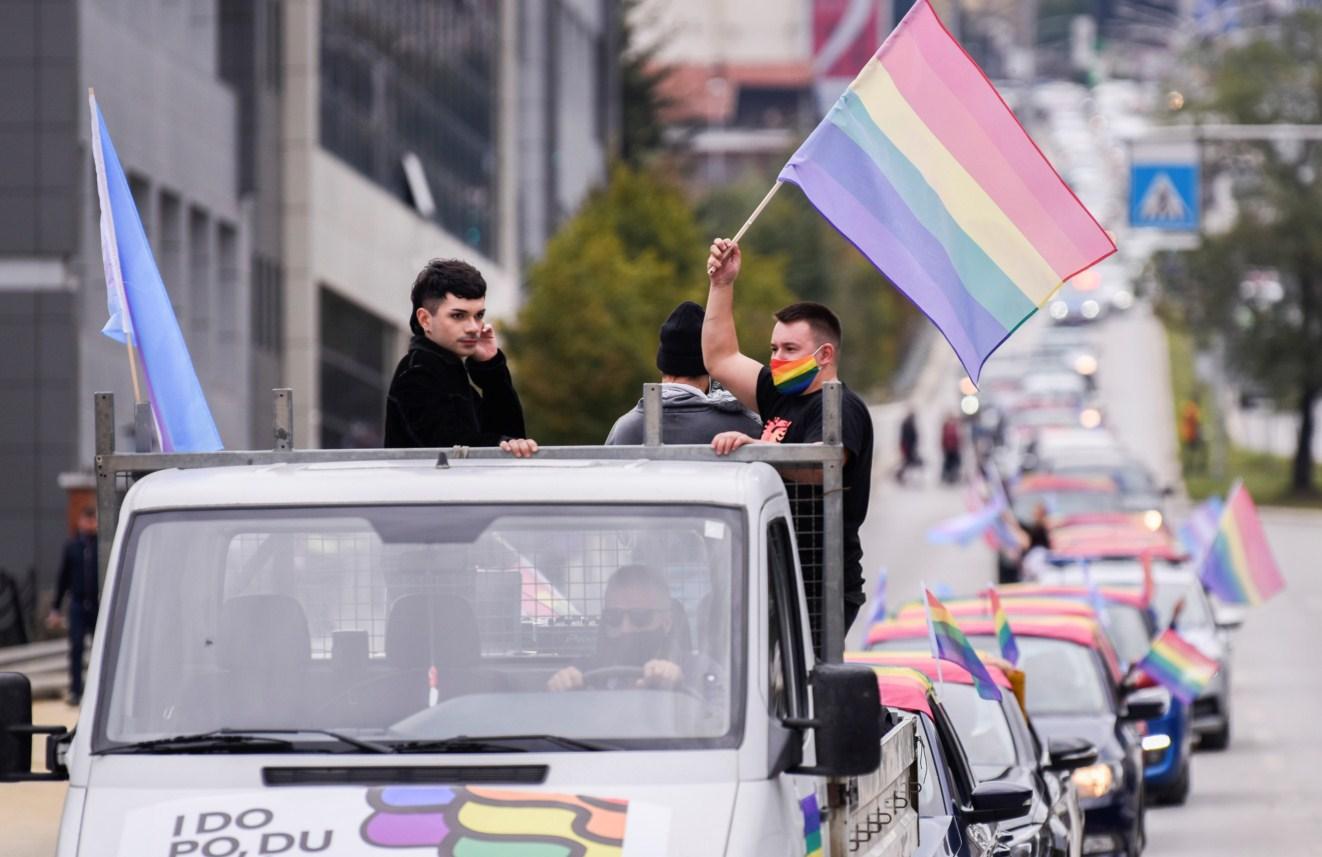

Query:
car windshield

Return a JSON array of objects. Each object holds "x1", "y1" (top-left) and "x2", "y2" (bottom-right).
[
  {"x1": 1103, "y1": 604, "x2": 1154, "y2": 666},
  {"x1": 1153, "y1": 580, "x2": 1214, "y2": 632},
  {"x1": 937, "y1": 683, "x2": 1017, "y2": 768},
  {"x1": 966, "y1": 635, "x2": 1110, "y2": 717},
  {"x1": 97, "y1": 505, "x2": 743, "y2": 750},
  {"x1": 1013, "y1": 489, "x2": 1122, "y2": 520}
]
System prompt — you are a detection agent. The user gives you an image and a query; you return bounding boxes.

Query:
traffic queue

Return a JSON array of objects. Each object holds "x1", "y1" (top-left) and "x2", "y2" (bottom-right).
[{"x1": 854, "y1": 319, "x2": 1285, "y2": 857}]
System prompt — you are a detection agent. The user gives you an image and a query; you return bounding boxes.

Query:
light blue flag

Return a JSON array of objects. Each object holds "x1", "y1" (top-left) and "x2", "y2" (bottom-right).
[{"x1": 91, "y1": 92, "x2": 222, "y2": 452}]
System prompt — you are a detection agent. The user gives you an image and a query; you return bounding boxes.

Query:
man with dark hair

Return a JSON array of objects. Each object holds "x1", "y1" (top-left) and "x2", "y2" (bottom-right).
[
  {"x1": 384, "y1": 259, "x2": 537, "y2": 456},
  {"x1": 701, "y1": 238, "x2": 875, "y2": 636},
  {"x1": 606, "y1": 301, "x2": 762, "y2": 445},
  {"x1": 47, "y1": 506, "x2": 99, "y2": 705}
]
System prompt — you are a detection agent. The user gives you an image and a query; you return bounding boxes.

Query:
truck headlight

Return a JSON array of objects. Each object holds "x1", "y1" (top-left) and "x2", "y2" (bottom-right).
[{"x1": 1072, "y1": 762, "x2": 1118, "y2": 798}]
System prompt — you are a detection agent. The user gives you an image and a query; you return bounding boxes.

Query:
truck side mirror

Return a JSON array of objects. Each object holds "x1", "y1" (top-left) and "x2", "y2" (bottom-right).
[
  {"x1": 0, "y1": 672, "x2": 69, "y2": 782},
  {"x1": 788, "y1": 663, "x2": 881, "y2": 777}
]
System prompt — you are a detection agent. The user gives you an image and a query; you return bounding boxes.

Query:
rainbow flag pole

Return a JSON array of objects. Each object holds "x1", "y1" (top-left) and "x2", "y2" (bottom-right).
[
  {"x1": 1199, "y1": 482, "x2": 1285, "y2": 606},
  {"x1": 924, "y1": 586, "x2": 1002, "y2": 701},
  {"x1": 1136, "y1": 628, "x2": 1220, "y2": 704}
]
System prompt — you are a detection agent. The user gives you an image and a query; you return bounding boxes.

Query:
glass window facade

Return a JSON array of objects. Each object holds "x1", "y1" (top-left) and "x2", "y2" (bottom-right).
[
  {"x1": 319, "y1": 0, "x2": 500, "y2": 256},
  {"x1": 318, "y1": 287, "x2": 393, "y2": 450}
]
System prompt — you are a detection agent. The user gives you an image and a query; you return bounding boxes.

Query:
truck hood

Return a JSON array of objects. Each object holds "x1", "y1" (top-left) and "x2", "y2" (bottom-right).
[{"x1": 75, "y1": 756, "x2": 738, "y2": 856}]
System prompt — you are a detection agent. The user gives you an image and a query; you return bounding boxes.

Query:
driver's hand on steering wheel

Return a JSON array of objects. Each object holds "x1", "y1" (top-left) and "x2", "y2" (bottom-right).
[
  {"x1": 640, "y1": 659, "x2": 683, "y2": 689},
  {"x1": 547, "y1": 666, "x2": 584, "y2": 692}
]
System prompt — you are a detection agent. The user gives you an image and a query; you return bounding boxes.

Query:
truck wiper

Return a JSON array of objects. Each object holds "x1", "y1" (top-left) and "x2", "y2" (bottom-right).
[
  {"x1": 389, "y1": 734, "x2": 612, "y2": 754},
  {"x1": 102, "y1": 728, "x2": 391, "y2": 755}
]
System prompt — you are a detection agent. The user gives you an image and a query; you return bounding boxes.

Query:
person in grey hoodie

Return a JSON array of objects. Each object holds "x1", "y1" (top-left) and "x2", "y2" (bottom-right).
[{"x1": 606, "y1": 301, "x2": 763, "y2": 445}]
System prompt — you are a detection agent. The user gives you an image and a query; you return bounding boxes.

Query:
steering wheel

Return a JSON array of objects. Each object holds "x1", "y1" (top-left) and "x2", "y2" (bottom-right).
[{"x1": 580, "y1": 665, "x2": 646, "y2": 689}]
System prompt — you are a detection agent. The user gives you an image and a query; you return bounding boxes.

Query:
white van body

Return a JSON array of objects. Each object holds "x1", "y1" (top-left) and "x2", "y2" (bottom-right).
[{"x1": 48, "y1": 459, "x2": 915, "y2": 857}]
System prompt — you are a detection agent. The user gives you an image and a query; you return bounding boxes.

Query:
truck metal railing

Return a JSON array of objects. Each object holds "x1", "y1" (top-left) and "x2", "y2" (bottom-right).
[
  {"x1": 94, "y1": 383, "x2": 848, "y2": 661},
  {"x1": 849, "y1": 715, "x2": 920, "y2": 857}
]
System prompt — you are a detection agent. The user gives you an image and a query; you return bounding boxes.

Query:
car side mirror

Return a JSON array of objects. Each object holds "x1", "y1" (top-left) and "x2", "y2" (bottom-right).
[
  {"x1": 967, "y1": 781, "x2": 1032, "y2": 823},
  {"x1": 0, "y1": 672, "x2": 68, "y2": 782},
  {"x1": 1046, "y1": 737, "x2": 1099, "y2": 771},
  {"x1": 788, "y1": 663, "x2": 882, "y2": 777},
  {"x1": 1120, "y1": 686, "x2": 1170, "y2": 722},
  {"x1": 1214, "y1": 604, "x2": 1246, "y2": 632}
]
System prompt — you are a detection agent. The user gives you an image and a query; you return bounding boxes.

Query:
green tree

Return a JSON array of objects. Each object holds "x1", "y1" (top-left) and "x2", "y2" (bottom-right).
[
  {"x1": 1160, "y1": 10, "x2": 1322, "y2": 495},
  {"x1": 507, "y1": 166, "x2": 793, "y2": 443}
]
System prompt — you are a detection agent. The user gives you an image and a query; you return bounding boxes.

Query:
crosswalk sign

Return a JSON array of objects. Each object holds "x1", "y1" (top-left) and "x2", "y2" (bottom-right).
[{"x1": 1130, "y1": 164, "x2": 1199, "y2": 230}]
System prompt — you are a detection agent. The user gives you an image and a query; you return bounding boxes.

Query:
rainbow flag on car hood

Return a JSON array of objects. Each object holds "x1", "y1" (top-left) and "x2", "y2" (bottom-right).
[
  {"x1": 1199, "y1": 483, "x2": 1284, "y2": 606},
  {"x1": 925, "y1": 589, "x2": 1001, "y2": 700},
  {"x1": 777, "y1": 0, "x2": 1115, "y2": 382},
  {"x1": 1136, "y1": 628, "x2": 1219, "y2": 704}
]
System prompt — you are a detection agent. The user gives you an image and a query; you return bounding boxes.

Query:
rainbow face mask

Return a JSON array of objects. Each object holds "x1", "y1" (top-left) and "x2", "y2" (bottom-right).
[{"x1": 770, "y1": 346, "x2": 824, "y2": 395}]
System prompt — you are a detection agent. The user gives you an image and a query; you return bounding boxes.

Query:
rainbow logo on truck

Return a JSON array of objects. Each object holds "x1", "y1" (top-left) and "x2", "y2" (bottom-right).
[{"x1": 360, "y1": 785, "x2": 628, "y2": 855}]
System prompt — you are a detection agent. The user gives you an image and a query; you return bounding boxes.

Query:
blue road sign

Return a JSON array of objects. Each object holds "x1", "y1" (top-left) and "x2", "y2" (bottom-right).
[{"x1": 1130, "y1": 163, "x2": 1199, "y2": 230}]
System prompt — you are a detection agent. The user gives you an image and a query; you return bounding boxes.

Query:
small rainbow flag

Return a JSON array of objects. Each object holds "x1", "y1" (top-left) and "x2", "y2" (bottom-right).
[
  {"x1": 777, "y1": 0, "x2": 1115, "y2": 381},
  {"x1": 800, "y1": 793, "x2": 823, "y2": 857},
  {"x1": 1136, "y1": 628, "x2": 1220, "y2": 704},
  {"x1": 1199, "y1": 483, "x2": 1284, "y2": 605},
  {"x1": 771, "y1": 354, "x2": 818, "y2": 394},
  {"x1": 925, "y1": 589, "x2": 1001, "y2": 700},
  {"x1": 986, "y1": 589, "x2": 1020, "y2": 665}
]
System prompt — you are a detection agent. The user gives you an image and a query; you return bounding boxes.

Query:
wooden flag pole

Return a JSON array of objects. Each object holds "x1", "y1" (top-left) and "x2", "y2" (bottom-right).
[{"x1": 707, "y1": 181, "x2": 783, "y2": 274}]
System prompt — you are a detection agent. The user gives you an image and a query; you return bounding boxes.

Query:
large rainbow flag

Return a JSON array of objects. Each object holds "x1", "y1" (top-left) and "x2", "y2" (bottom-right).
[
  {"x1": 1199, "y1": 483, "x2": 1284, "y2": 605},
  {"x1": 777, "y1": 0, "x2": 1115, "y2": 381},
  {"x1": 1136, "y1": 628, "x2": 1219, "y2": 704},
  {"x1": 925, "y1": 589, "x2": 1001, "y2": 700}
]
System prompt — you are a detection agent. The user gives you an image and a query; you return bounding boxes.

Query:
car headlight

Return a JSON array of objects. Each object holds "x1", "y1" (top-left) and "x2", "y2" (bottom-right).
[
  {"x1": 1141, "y1": 733, "x2": 1172, "y2": 752},
  {"x1": 1143, "y1": 509, "x2": 1163, "y2": 531},
  {"x1": 1079, "y1": 407, "x2": 1102, "y2": 429},
  {"x1": 1073, "y1": 354, "x2": 1099, "y2": 376},
  {"x1": 1081, "y1": 299, "x2": 1101, "y2": 319},
  {"x1": 1049, "y1": 301, "x2": 1070, "y2": 320},
  {"x1": 1072, "y1": 762, "x2": 1119, "y2": 798},
  {"x1": 1112, "y1": 290, "x2": 1135, "y2": 310}
]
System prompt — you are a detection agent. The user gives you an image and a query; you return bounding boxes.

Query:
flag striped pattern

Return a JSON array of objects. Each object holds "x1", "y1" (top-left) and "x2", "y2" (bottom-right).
[
  {"x1": 987, "y1": 589, "x2": 1020, "y2": 665},
  {"x1": 771, "y1": 354, "x2": 818, "y2": 394},
  {"x1": 1199, "y1": 483, "x2": 1284, "y2": 605},
  {"x1": 777, "y1": 0, "x2": 1114, "y2": 381},
  {"x1": 926, "y1": 589, "x2": 1002, "y2": 700},
  {"x1": 1137, "y1": 628, "x2": 1219, "y2": 704}
]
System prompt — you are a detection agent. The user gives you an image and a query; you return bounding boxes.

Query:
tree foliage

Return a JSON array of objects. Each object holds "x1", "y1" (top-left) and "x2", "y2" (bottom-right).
[
  {"x1": 1160, "y1": 10, "x2": 1322, "y2": 493},
  {"x1": 507, "y1": 166, "x2": 793, "y2": 444}
]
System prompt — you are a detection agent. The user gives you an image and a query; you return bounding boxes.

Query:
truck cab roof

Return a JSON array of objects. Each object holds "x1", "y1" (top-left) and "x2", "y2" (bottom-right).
[{"x1": 120, "y1": 458, "x2": 790, "y2": 512}]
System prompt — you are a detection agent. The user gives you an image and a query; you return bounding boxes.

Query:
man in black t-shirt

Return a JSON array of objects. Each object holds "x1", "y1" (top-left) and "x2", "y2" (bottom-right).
[{"x1": 700, "y1": 238, "x2": 875, "y2": 637}]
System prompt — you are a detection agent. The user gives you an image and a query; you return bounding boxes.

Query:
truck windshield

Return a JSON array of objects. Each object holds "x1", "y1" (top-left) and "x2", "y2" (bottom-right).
[{"x1": 97, "y1": 504, "x2": 744, "y2": 751}]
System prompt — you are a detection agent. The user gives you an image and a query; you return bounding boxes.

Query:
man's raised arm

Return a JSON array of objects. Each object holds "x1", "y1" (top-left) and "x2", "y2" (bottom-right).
[{"x1": 702, "y1": 238, "x2": 764, "y2": 411}]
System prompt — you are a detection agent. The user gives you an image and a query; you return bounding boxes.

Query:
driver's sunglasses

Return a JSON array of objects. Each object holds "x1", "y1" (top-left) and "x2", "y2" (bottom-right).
[{"x1": 600, "y1": 607, "x2": 664, "y2": 628}]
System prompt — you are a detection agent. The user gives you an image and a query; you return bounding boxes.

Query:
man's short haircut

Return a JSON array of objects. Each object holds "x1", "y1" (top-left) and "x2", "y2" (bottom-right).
[
  {"x1": 605, "y1": 564, "x2": 670, "y2": 601},
  {"x1": 410, "y1": 259, "x2": 487, "y2": 335},
  {"x1": 775, "y1": 301, "x2": 843, "y2": 349}
]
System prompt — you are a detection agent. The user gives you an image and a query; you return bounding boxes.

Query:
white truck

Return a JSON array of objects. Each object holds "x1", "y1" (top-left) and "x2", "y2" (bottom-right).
[{"x1": 1, "y1": 385, "x2": 919, "y2": 857}]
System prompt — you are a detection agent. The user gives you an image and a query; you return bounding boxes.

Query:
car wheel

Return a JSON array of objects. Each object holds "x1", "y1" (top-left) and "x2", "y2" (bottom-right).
[
  {"x1": 1157, "y1": 762, "x2": 1191, "y2": 806},
  {"x1": 1201, "y1": 718, "x2": 1231, "y2": 751}
]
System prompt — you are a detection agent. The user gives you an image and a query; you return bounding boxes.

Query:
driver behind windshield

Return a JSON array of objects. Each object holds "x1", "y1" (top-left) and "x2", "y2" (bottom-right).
[{"x1": 547, "y1": 564, "x2": 689, "y2": 692}]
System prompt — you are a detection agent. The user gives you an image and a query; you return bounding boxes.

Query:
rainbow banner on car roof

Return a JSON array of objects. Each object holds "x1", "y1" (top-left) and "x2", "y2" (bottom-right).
[
  {"x1": 925, "y1": 589, "x2": 1002, "y2": 700},
  {"x1": 777, "y1": 0, "x2": 1115, "y2": 382},
  {"x1": 1199, "y1": 483, "x2": 1284, "y2": 606},
  {"x1": 1136, "y1": 628, "x2": 1220, "y2": 704}
]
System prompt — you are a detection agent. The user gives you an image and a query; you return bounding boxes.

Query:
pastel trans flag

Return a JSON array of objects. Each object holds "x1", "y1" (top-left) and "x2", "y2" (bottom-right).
[
  {"x1": 90, "y1": 92, "x2": 222, "y2": 452},
  {"x1": 778, "y1": 0, "x2": 1115, "y2": 382}
]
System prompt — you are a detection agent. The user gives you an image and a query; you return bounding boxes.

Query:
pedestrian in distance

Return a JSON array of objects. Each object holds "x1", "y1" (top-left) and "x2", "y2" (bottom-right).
[
  {"x1": 701, "y1": 237, "x2": 875, "y2": 640},
  {"x1": 1179, "y1": 394, "x2": 1206, "y2": 474},
  {"x1": 605, "y1": 301, "x2": 763, "y2": 445},
  {"x1": 896, "y1": 409, "x2": 922, "y2": 484},
  {"x1": 940, "y1": 412, "x2": 962, "y2": 484},
  {"x1": 384, "y1": 259, "x2": 538, "y2": 457},
  {"x1": 46, "y1": 505, "x2": 99, "y2": 706}
]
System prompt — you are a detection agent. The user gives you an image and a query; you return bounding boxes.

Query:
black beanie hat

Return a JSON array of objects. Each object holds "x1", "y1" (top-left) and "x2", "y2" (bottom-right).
[{"x1": 656, "y1": 301, "x2": 707, "y2": 377}]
